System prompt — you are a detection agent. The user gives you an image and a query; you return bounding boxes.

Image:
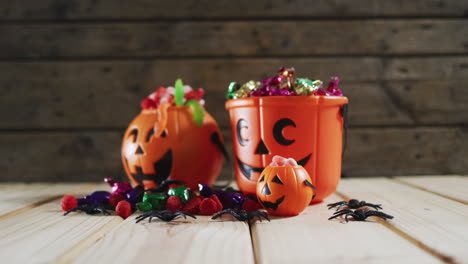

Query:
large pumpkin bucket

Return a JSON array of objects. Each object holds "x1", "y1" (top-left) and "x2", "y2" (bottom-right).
[{"x1": 225, "y1": 96, "x2": 348, "y2": 202}]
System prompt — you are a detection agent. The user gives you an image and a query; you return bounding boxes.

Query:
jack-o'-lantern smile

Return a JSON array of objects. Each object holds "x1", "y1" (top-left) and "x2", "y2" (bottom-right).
[
  {"x1": 259, "y1": 196, "x2": 285, "y2": 210},
  {"x1": 236, "y1": 153, "x2": 312, "y2": 180},
  {"x1": 124, "y1": 149, "x2": 173, "y2": 185}
]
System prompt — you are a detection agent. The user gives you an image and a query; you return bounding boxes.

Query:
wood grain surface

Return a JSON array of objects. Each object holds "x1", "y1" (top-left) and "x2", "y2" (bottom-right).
[
  {"x1": 1, "y1": 20, "x2": 468, "y2": 59},
  {"x1": 72, "y1": 215, "x2": 254, "y2": 264},
  {"x1": 395, "y1": 175, "x2": 468, "y2": 204},
  {"x1": 0, "y1": 178, "x2": 467, "y2": 263},
  {"x1": 251, "y1": 194, "x2": 440, "y2": 264},
  {"x1": 1, "y1": 58, "x2": 467, "y2": 129},
  {"x1": 2, "y1": 0, "x2": 468, "y2": 20},
  {"x1": 337, "y1": 178, "x2": 468, "y2": 264}
]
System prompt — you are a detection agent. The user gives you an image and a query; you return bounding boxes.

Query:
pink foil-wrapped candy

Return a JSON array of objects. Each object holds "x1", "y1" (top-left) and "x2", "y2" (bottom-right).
[
  {"x1": 104, "y1": 177, "x2": 132, "y2": 195},
  {"x1": 270, "y1": 155, "x2": 298, "y2": 166},
  {"x1": 326, "y1": 76, "x2": 343, "y2": 96}
]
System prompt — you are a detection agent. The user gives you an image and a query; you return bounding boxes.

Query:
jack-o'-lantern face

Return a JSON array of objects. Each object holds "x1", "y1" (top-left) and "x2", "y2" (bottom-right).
[
  {"x1": 234, "y1": 115, "x2": 312, "y2": 194},
  {"x1": 122, "y1": 105, "x2": 173, "y2": 188},
  {"x1": 256, "y1": 165, "x2": 315, "y2": 216},
  {"x1": 122, "y1": 104, "x2": 225, "y2": 190}
]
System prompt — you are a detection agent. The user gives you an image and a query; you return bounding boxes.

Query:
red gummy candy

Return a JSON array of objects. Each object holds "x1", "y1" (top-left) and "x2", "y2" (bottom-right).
[
  {"x1": 116, "y1": 200, "x2": 132, "y2": 219},
  {"x1": 166, "y1": 195, "x2": 183, "y2": 212},
  {"x1": 108, "y1": 193, "x2": 125, "y2": 207},
  {"x1": 184, "y1": 90, "x2": 196, "y2": 101},
  {"x1": 210, "y1": 194, "x2": 223, "y2": 211},
  {"x1": 242, "y1": 200, "x2": 261, "y2": 212},
  {"x1": 141, "y1": 98, "x2": 157, "y2": 109},
  {"x1": 199, "y1": 198, "x2": 218, "y2": 215},
  {"x1": 183, "y1": 196, "x2": 202, "y2": 214},
  {"x1": 195, "y1": 88, "x2": 204, "y2": 100},
  {"x1": 61, "y1": 195, "x2": 77, "y2": 211}
]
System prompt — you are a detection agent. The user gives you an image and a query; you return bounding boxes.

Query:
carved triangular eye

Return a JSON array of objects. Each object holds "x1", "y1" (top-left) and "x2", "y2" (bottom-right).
[
  {"x1": 259, "y1": 175, "x2": 265, "y2": 182},
  {"x1": 129, "y1": 129, "x2": 138, "y2": 142},
  {"x1": 161, "y1": 129, "x2": 168, "y2": 138},
  {"x1": 146, "y1": 129, "x2": 154, "y2": 142},
  {"x1": 272, "y1": 175, "x2": 283, "y2": 184}
]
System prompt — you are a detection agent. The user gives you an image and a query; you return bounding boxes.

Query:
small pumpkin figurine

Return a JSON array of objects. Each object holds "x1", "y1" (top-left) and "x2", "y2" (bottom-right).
[
  {"x1": 256, "y1": 156, "x2": 316, "y2": 216},
  {"x1": 122, "y1": 79, "x2": 227, "y2": 190}
]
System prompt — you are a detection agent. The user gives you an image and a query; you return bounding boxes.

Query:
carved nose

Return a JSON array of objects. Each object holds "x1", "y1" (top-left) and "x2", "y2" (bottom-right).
[
  {"x1": 262, "y1": 183, "x2": 272, "y2": 195},
  {"x1": 135, "y1": 145, "x2": 144, "y2": 155},
  {"x1": 255, "y1": 139, "x2": 270, "y2": 155}
]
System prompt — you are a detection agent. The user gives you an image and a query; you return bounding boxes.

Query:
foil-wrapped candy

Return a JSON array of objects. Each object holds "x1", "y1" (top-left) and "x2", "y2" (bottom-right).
[{"x1": 295, "y1": 78, "x2": 322, "y2": 95}]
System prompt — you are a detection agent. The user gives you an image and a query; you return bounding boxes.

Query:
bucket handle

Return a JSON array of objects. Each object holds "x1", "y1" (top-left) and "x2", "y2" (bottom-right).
[{"x1": 341, "y1": 103, "x2": 349, "y2": 157}]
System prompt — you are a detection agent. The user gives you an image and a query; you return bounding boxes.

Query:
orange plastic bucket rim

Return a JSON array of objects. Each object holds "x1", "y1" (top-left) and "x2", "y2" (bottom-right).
[{"x1": 226, "y1": 95, "x2": 348, "y2": 109}]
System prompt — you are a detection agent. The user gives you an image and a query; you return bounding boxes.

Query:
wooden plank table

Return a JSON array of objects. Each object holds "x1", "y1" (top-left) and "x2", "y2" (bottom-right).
[{"x1": 0, "y1": 176, "x2": 467, "y2": 264}]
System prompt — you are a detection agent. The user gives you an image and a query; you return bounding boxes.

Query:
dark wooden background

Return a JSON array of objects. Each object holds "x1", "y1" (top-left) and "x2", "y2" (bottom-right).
[{"x1": 1, "y1": 0, "x2": 467, "y2": 182}]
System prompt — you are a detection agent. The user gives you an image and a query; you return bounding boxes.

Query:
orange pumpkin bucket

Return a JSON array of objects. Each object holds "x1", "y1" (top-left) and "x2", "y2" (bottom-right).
[
  {"x1": 122, "y1": 80, "x2": 226, "y2": 190},
  {"x1": 226, "y1": 95, "x2": 348, "y2": 202}
]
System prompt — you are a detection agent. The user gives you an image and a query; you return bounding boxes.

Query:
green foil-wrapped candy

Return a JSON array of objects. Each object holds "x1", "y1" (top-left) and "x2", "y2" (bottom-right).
[
  {"x1": 137, "y1": 201, "x2": 153, "y2": 212},
  {"x1": 295, "y1": 78, "x2": 322, "y2": 95},
  {"x1": 226, "y1": 82, "x2": 240, "y2": 99},
  {"x1": 138, "y1": 193, "x2": 167, "y2": 211},
  {"x1": 167, "y1": 186, "x2": 192, "y2": 203},
  {"x1": 233, "y1": 80, "x2": 259, "y2": 99}
]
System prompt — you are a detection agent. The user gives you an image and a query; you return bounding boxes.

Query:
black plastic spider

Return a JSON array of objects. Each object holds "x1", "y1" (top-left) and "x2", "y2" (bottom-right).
[
  {"x1": 327, "y1": 199, "x2": 382, "y2": 211},
  {"x1": 145, "y1": 180, "x2": 185, "y2": 193},
  {"x1": 63, "y1": 204, "x2": 111, "y2": 216},
  {"x1": 328, "y1": 209, "x2": 394, "y2": 222},
  {"x1": 211, "y1": 209, "x2": 270, "y2": 222},
  {"x1": 135, "y1": 210, "x2": 196, "y2": 223}
]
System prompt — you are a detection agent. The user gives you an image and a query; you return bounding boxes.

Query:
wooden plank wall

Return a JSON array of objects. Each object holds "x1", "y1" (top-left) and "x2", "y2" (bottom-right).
[{"x1": 0, "y1": 0, "x2": 467, "y2": 181}]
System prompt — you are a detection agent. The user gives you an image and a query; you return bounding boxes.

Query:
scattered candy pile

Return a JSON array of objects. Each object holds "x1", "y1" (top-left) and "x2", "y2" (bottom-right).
[
  {"x1": 226, "y1": 66, "x2": 343, "y2": 99},
  {"x1": 141, "y1": 79, "x2": 205, "y2": 110},
  {"x1": 61, "y1": 178, "x2": 262, "y2": 221}
]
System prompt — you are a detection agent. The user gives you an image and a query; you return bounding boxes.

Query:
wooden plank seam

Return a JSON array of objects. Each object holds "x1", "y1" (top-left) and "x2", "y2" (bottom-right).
[{"x1": 392, "y1": 177, "x2": 468, "y2": 206}]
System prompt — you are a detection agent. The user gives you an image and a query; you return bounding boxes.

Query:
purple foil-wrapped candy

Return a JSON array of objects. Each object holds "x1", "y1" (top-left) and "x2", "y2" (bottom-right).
[
  {"x1": 326, "y1": 76, "x2": 343, "y2": 96},
  {"x1": 314, "y1": 88, "x2": 329, "y2": 96},
  {"x1": 329, "y1": 89, "x2": 343, "y2": 96},
  {"x1": 104, "y1": 177, "x2": 132, "y2": 195},
  {"x1": 327, "y1": 76, "x2": 339, "y2": 91},
  {"x1": 78, "y1": 191, "x2": 110, "y2": 205},
  {"x1": 249, "y1": 89, "x2": 268, "y2": 97},
  {"x1": 126, "y1": 185, "x2": 145, "y2": 206},
  {"x1": 198, "y1": 184, "x2": 245, "y2": 209}
]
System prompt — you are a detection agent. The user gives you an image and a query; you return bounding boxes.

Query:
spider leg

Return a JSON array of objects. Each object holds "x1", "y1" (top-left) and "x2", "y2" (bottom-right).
[
  {"x1": 336, "y1": 203, "x2": 350, "y2": 211},
  {"x1": 366, "y1": 210, "x2": 394, "y2": 220},
  {"x1": 345, "y1": 214, "x2": 350, "y2": 222},
  {"x1": 327, "y1": 201, "x2": 345, "y2": 210},
  {"x1": 135, "y1": 214, "x2": 150, "y2": 223},
  {"x1": 364, "y1": 203, "x2": 383, "y2": 210},
  {"x1": 97, "y1": 208, "x2": 111, "y2": 215},
  {"x1": 328, "y1": 210, "x2": 350, "y2": 220},
  {"x1": 63, "y1": 206, "x2": 81, "y2": 216},
  {"x1": 231, "y1": 211, "x2": 244, "y2": 221},
  {"x1": 135, "y1": 212, "x2": 149, "y2": 221},
  {"x1": 248, "y1": 211, "x2": 270, "y2": 222},
  {"x1": 174, "y1": 211, "x2": 196, "y2": 219},
  {"x1": 333, "y1": 209, "x2": 354, "y2": 215},
  {"x1": 211, "y1": 209, "x2": 237, "y2": 220}
]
